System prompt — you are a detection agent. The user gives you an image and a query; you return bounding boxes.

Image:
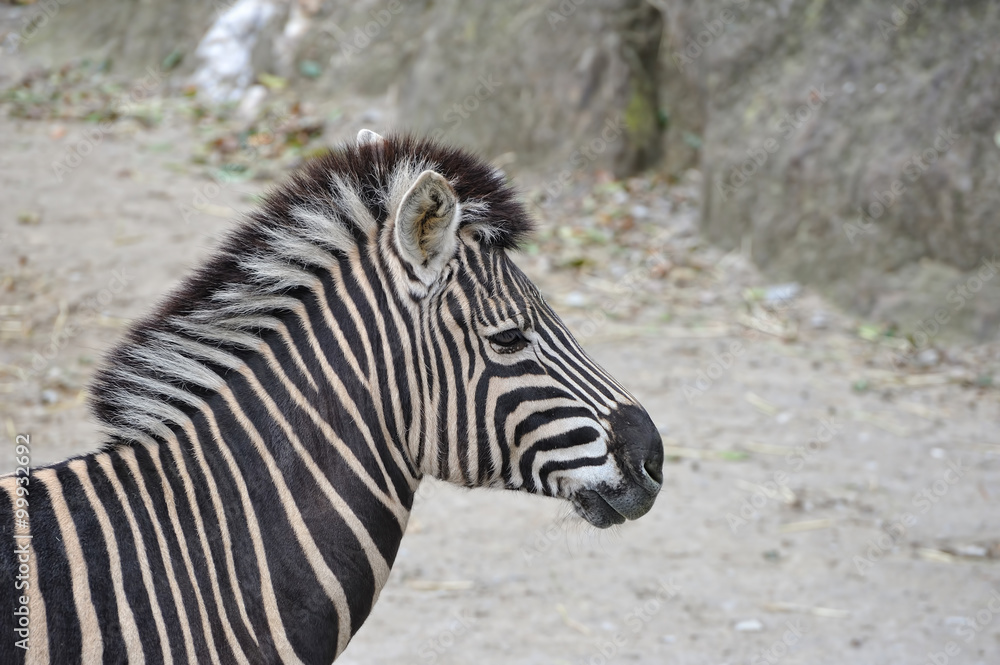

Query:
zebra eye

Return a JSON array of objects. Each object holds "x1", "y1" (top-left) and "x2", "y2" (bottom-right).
[{"x1": 488, "y1": 328, "x2": 529, "y2": 354}]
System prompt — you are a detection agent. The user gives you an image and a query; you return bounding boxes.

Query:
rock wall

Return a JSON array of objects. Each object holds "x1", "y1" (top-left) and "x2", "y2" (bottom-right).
[
  {"x1": 17, "y1": 0, "x2": 664, "y2": 179},
  {"x1": 11, "y1": 0, "x2": 1000, "y2": 340},
  {"x1": 11, "y1": 0, "x2": 217, "y2": 77},
  {"x1": 388, "y1": 0, "x2": 663, "y2": 177},
  {"x1": 659, "y1": 0, "x2": 1000, "y2": 341}
]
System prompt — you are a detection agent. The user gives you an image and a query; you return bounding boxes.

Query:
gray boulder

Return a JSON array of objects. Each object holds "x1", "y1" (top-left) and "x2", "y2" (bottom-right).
[{"x1": 659, "y1": 0, "x2": 1000, "y2": 341}]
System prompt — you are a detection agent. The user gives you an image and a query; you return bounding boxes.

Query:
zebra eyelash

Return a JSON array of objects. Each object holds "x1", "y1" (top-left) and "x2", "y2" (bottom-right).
[{"x1": 487, "y1": 328, "x2": 529, "y2": 354}]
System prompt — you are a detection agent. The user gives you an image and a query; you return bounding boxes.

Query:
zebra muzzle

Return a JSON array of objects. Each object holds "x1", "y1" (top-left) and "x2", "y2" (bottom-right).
[
  {"x1": 573, "y1": 404, "x2": 663, "y2": 528},
  {"x1": 571, "y1": 405, "x2": 663, "y2": 529},
  {"x1": 607, "y1": 403, "x2": 664, "y2": 496}
]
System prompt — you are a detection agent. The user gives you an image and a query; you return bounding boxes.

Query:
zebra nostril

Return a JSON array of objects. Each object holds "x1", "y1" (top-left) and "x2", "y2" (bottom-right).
[
  {"x1": 643, "y1": 457, "x2": 663, "y2": 487},
  {"x1": 607, "y1": 404, "x2": 664, "y2": 492}
]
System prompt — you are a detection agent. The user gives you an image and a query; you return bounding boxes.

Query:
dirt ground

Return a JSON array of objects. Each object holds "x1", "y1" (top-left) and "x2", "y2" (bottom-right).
[{"x1": 2, "y1": 91, "x2": 1000, "y2": 665}]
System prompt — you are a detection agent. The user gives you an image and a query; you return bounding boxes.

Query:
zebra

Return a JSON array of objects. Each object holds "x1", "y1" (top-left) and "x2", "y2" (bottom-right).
[{"x1": 1, "y1": 129, "x2": 663, "y2": 664}]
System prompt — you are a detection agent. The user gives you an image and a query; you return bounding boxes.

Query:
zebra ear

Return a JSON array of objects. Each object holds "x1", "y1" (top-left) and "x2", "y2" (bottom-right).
[
  {"x1": 357, "y1": 129, "x2": 383, "y2": 146},
  {"x1": 393, "y1": 170, "x2": 460, "y2": 280}
]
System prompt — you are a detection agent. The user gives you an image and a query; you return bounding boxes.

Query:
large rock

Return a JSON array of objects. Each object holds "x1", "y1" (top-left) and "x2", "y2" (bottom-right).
[
  {"x1": 10, "y1": 0, "x2": 1000, "y2": 341},
  {"x1": 15, "y1": 0, "x2": 664, "y2": 181},
  {"x1": 389, "y1": 0, "x2": 664, "y2": 178},
  {"x1": 659, "y1": 0, "x2": 1000, "y2": 341},
  {"x1": 12, "y1": 0, "x2": 217, "y2": 76}
]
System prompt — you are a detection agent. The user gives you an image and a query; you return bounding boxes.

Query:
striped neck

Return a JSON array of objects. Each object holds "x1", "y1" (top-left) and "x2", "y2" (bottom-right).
[{"x1": 85, "y1": 236, "x2": 431, "y2": 659}]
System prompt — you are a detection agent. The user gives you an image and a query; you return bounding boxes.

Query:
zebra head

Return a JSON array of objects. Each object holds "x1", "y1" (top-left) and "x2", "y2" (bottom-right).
[{"x1": 362, "y1": 131, "x2": 664, "y2": 528}]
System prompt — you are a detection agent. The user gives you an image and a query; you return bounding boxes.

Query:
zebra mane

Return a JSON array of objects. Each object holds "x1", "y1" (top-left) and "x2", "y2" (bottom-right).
[{"x1": 88, "y1": 133, "x2": 534, "y2": 443}]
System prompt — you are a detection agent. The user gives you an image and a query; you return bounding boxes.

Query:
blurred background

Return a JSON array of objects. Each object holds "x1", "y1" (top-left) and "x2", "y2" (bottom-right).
[{"x1": 1, "y1": 1, "x2": 998, "y2": 663}]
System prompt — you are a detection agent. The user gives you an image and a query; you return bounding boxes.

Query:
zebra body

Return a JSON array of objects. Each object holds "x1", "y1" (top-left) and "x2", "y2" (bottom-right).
[{"x1": 1, "y1": 131, "x2": 663, "y2": 664}]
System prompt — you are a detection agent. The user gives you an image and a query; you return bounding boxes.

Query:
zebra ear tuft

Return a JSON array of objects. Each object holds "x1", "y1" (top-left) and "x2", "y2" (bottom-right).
[
  {"x1": 394, "y1": 170, "x2": 460, "y2": 281},
  {"x1": 357, "y1": 129, "x2": 384, "y2": 146}
]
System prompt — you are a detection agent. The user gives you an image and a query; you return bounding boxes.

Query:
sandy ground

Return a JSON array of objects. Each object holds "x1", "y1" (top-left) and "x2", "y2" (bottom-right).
[{"x1": 2, "y1": 104, "x2": 1000, "y2": 665}]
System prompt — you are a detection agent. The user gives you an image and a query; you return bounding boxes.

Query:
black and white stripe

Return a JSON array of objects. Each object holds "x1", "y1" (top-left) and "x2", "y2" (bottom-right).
[{"x1": 1, "y1": 131, "x2": 663, "y2": 664}]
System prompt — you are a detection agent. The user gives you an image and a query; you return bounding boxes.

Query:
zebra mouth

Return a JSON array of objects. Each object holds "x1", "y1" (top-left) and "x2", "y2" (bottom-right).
[{"x1": 571, "y1": 489, "x2": 627, "y2": 529}]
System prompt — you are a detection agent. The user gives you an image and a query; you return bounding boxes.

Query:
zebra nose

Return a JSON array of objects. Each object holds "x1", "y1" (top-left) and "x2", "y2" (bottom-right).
[{"x1": 608, "y1": 404, "x2": 664, "y2": 494}]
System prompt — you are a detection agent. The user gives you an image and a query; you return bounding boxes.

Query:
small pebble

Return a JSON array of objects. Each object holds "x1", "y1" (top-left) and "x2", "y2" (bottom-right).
[
  {"x1": 809, "y1": 312, "x2": 829, "y2": 329},
  {"x1": 763, "y1": 282, "x2": 800, "y2": 303},
  {"x1": 41, "y1": 389, "x2": 59, "y2": 405},
  {"x1": 915, "y1": 348, "x2": 940, "y2": 368},
  {"x1": 735, "y1": 619, "x2": 763, "y2": 632},
  {"x1": 955, "y1": 544, "x2": 987, "y2": 558},
  {"x1": 236, "y1": 84, "x2": 268, "y2": 122}
]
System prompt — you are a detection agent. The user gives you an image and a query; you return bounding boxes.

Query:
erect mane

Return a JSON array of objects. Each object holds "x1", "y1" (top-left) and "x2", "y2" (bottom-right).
[{"x1": 87, "y1": 133, "x2": 534, "y2": 442}]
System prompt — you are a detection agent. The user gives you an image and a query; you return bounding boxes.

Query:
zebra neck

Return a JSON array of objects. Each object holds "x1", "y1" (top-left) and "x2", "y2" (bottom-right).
[
  {"x1": 147, "y1": 331, "x2": 416, "y2": 658},
  {"x1": 83, "y1": 242, "x2": 430, "y2": 655},
  {"x1": 136, "y1": 301, "x2": 418, "y2": 657},
  {"x1": 205, "y1": 326, "x2": 414, "y2": 653}
]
